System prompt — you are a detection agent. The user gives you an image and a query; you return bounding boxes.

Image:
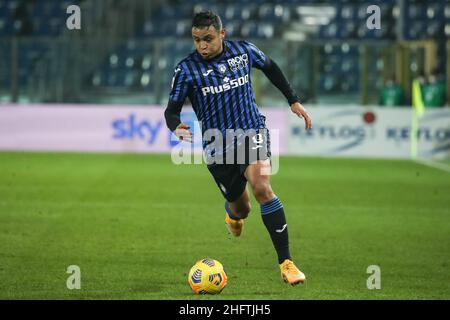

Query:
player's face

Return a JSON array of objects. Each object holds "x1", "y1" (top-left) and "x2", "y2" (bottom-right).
[{"x1": 192, "y1": 26, "x2": 225, "y2": 60}]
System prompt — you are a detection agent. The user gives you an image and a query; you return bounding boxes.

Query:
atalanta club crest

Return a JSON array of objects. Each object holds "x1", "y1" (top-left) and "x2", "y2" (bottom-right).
[{"x1": 218, "y1": 64, "x2": 227, "y2": 74}]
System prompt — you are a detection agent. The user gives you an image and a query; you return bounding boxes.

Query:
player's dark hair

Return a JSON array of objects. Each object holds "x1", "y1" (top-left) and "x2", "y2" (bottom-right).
[{"x1": 192, "y1": 10, "x2": 222, "y2": 31}]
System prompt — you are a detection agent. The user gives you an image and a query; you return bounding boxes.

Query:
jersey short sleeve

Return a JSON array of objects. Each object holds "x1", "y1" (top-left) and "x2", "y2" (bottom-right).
[
  {"x1": 242, "y1": 41, "x2": 268, "y2": 70},
  {"x1": 168, "y1": 63, "x2": 190, "y2": 103}
]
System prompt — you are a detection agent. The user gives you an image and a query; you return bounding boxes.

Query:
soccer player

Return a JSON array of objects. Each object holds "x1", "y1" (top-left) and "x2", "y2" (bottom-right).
[{"x1": 164, "y1": 11, "x2": 312, "y2": 285}]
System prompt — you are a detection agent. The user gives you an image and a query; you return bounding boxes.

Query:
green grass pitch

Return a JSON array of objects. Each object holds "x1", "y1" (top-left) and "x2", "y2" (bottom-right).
[{"x1": 0, "y1": 152, "x2": 449, "y2": 299}]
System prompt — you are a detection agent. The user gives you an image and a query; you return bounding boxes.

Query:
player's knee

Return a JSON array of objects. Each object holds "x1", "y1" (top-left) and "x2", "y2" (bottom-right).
[{"x1": 252, "y1": 184, "x2": 274, "y2": 204}]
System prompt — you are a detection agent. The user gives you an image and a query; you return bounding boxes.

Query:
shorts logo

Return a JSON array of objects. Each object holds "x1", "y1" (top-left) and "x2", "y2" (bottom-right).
[
  {"x1": 218, "y1": 64, "x2": 227, "y2": 74},
  {"x1": 227, "y1": 54, "x2": 248, "y2": 72},
  {"x1": 219, "y1": 183, "x2": 227, "y2": 193}
]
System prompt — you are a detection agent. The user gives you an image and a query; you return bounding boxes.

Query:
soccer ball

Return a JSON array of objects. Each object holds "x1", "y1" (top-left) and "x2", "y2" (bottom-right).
[{"x1": 188, "y1": 258, "x2": 228, "y2": 294}]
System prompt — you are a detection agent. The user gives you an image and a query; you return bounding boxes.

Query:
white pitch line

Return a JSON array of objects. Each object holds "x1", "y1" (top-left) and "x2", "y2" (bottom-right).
[{"x1": 414, "y1": 159, "x2": 450, "y2": 174}]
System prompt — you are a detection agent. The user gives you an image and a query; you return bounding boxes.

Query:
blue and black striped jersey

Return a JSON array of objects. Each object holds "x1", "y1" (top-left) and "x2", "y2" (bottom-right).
[{"x1": 169, "y1": 40, "x2": 268, "y2": 136}]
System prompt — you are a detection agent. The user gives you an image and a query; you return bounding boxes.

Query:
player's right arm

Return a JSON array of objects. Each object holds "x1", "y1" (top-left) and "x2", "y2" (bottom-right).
[{"x1": 164, "y1": 64, "x2": 193, "y2": 142}]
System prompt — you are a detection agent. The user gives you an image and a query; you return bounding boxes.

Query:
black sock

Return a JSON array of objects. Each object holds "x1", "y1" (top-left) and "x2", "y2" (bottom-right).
[
  {"x1": 260, "y1": 196, "x2": 291, "y2": 264},
  {"x1": 225, "y1": 201, "x2": 240, "y2": 220}
]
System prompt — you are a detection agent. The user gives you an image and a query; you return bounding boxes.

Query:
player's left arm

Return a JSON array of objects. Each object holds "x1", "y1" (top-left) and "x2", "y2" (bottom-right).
[
  {"x1": 244, "y1": 41, "x2": 312, "y2": 129},
  {"x1": 261, "y1": 58, "x2": 312, "y2": 129}
]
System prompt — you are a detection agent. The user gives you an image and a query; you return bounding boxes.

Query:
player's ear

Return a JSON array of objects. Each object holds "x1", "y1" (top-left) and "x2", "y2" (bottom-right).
[{"x1": 220, "y1": 28, "x2": 225, "y2": 40}]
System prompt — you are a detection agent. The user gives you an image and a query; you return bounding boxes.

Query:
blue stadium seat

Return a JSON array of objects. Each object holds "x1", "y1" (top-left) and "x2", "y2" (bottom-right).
[
  {"x1": 406, "y1": 21, "x2": 426, "y2": 40},
  {"x1": 408, "y1": 3, "x2": 426, "y2": 19},
  {"x1": 240, "y1": 22, "x2": 258, "y2": 38},
  {"x1": 0, "y1": 40, "x2": 11, "y2": 87},
  {"x1": 105, "y1": 71, "x2": 119, "y2": 87},
  {"x1": 321, "y1": 23, "x2": 338, "y2": 39},
  {"x1": 124, "y1": 70, "x2": 141, "y2": 88},
  {"x1": 159, "y1": 5, "x2": 182, "y2": 19},
  {"x1": 356, "y1": 4, "x2": 368, "y2": 20},
  {"x1": 193, "y1": 3, "x2": 220, "y2": 16},
  {"x1": 141, "y1": 20, "x2": 155, "y2": 36},
  {"x1": 175, "y1": 19, "x2": 191, "y2": 37},
  {"x1": 426, "y1": 22, "x2": 444, "y2": 38},
  {"x1": 178, "y1": 4, "x2": 194, "y2": 18},
  {"x1": 34, "y1": 1, "x2": 60, "y2": 18},
  {"x1": 238, "y1": 5, "x2": 257, "y2": 21},
  {"x1": 356, "y1": 24, "x2": 368, "y2": 39},
  {"x1": 224, "y1": 6, "x2": 239, "y2": 21},
  {"x1": 106, "y1": 40, "x2": 154, "y2": 80},
  {"x1": 0, "y1": 17, "x2": 11, "y2": 35},
  {"x1": 140, "y1": 72, "x2": 154, "y2": 90},
  {"x1": 319, "y1": 75, "x2": 338, "y2": 92},
  {"x1": 6, "y1": 0, "x2": 19, "y2": 14},
  {"x1": 257, "y1": 24, "x2": 275, "y2": 39},
  {"x1": 123, "y1": 55, "x2": 136, "y2": 70},
  {"x1": 0, "y1": 2, "x2": 10, "y2": 18},
  {"x1": 224, "y1": 20, "x2": 241, "y2": 37},
  {"x1": 173, "y1": 42, "x2": 193, "y2": 55},
  {"x1": 340, "y1": 43, "x2": 358, "y2": 56},
  {"x1": 91, "y1": 71, "x2": 102, "y2": 87},
  {"x1": 16, "y1": 41, "x2": 49, "y2": 86},
  {"x1": 108, "y1": 53, "x2": 124, "y2": 70},
  {"x1": 338, "y1": 21, "x2": 356, "y2": 39},
  {"x1": 140, "y1": 54, "x2": 152, "y2": 71},
  {"x1": 155, "y1": 20, "x2": 178, "y2": 37},
  {"x1": 339, "y1": 4, "x2": 356, "y2": 20},
  {"x1": 258, "y1": 4, "x2": 289, "y2": 22},
  {"x1": 323, "y1": 44, "x2": 339, "y2": 55}
]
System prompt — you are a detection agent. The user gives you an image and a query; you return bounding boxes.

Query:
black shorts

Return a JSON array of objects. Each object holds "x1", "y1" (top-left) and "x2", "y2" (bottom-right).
[{"x1": 207, "y1": 129, "x2": 271, "y2": 202}]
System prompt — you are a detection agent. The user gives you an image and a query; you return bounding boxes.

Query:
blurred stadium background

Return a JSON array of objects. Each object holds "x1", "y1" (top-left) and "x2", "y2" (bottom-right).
[
  {"x1": 0, "y1": 0, "x2": 449, "y2": 300},
  {"x1": 0, "y1": 0, "x2": 449, "y2": 107}
]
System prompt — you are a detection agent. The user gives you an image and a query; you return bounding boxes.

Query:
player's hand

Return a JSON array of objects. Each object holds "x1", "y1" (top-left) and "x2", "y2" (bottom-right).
[
  {"x1": 290, "y1": 102, "x2": 312, "y2": 130},
  {"x1": 174, "y1": 123, "x2": 193, "y2": 143}
]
